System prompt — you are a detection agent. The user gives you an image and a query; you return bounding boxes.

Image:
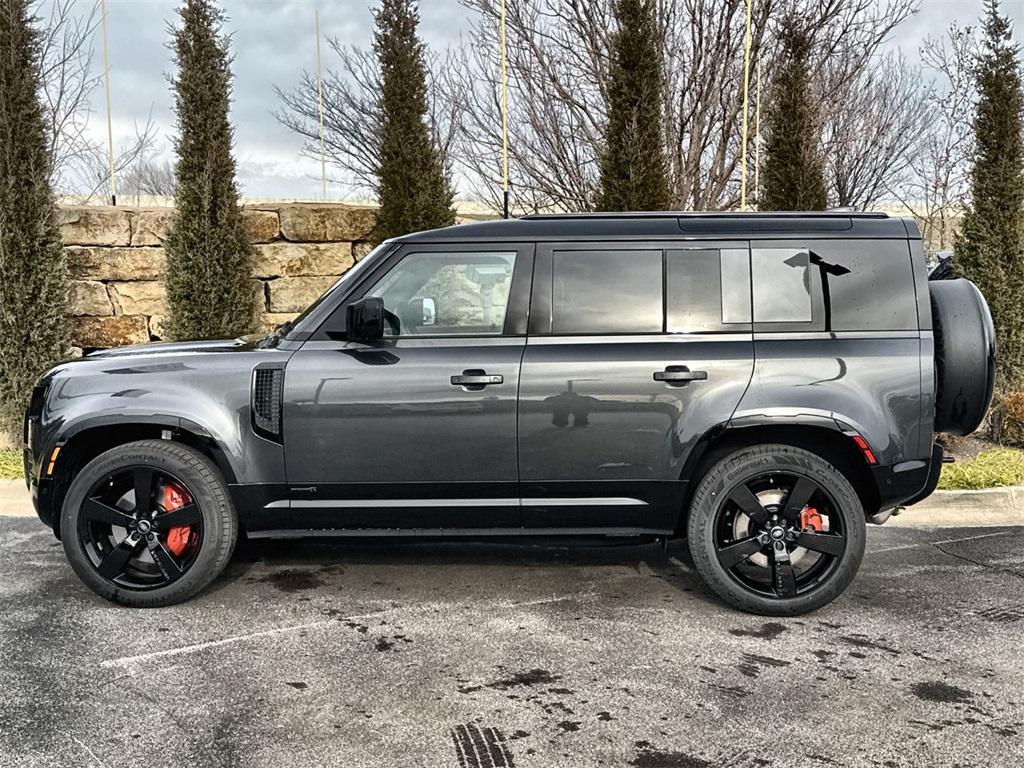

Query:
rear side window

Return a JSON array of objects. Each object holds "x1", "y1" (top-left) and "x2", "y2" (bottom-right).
[
  {"x1": 752, "y1": 248, "x2": 813, "y2": 323},
  {"x1": 667, "y1": 248, "x2": 751, "y2": 332},
  {"x1": 813, "y1": 240, "x2": 918, "y2": 331},
  {"x1": 551, "y1": 250, "x2": 662, "y2": 334},
  {"x1": 752, "y1": 240, "x2": 918, "y2": 331}
]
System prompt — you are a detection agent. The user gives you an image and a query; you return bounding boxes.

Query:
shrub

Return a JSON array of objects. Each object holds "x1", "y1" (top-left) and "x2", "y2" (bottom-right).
[
  {"x1": 164, "y1": 0, "x2": 255, "y2": 340},
  {"x1": 938, "y1": 448, "x2": 1024, "y2": 489},
  {"x1": 759, "y1": 14, "x2": 827, "y2": 211},
  {"x1": 0, "y1": 0, "x2": 70, "y2": 440},
  {"x1": 989, "y1": 391, "x2": 1024, "y2": 446},
  {"x1": 374, "y1": 0, "x2": 455, "y2": 241},
  {"x1": 596, "y1": 0, "x2": 670, "y2": 212},
  {"x1": 954, "y1": 0, "x2": 1024, "y2": 392}
]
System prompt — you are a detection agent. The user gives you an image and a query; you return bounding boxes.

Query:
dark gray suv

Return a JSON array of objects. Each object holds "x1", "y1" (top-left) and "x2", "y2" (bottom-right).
[{"x1": 23, "y1": 212, "x2": 995, "y2": 614}]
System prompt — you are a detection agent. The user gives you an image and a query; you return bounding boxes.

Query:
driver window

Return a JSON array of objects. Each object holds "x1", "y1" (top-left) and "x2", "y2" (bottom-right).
[{"x1": 367, "y1": 251, "x2": 517, "y2": 336}]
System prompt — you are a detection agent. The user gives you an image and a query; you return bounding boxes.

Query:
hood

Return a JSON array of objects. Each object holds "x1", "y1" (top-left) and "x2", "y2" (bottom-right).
[
  {"x1": 86, "y1": 338, "x2": 251, "y2": 359},
  {"x1": 38, "y1": 335, "x2": 285, "y2": 385}
]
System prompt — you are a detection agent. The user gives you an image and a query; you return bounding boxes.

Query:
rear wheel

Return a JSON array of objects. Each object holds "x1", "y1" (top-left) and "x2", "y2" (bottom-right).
[
  {"x1": 60, "y1": 440, "x2": 237, "y2": 607},
  {"x1": 687, "y1": 444, "x2": 865, "y2": 616}
]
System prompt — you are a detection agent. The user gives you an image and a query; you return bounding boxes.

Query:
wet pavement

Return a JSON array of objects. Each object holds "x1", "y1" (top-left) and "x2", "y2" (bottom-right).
[{"x1": 1, "y1": 516, "x2": 1022, "y2": 768}]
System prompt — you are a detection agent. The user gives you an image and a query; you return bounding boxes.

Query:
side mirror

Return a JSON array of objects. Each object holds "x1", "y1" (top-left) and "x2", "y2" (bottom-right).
[
  {"x1": 409, "y1": 297, "x2": 436, "y2": 327},
  {"x1": 346, "y1": 297, "x2": 385, "y2": 342}
]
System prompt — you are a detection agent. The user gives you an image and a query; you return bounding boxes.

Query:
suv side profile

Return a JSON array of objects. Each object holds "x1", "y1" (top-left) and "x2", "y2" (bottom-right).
[{"x1": 23, "y1": 212, "x2": 995, "y2": 615}]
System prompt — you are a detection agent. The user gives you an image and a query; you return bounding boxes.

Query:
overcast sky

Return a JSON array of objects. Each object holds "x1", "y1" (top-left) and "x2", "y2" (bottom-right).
[{"x1": 47, "y1": 0, "x2": 1024, "y2": 201}]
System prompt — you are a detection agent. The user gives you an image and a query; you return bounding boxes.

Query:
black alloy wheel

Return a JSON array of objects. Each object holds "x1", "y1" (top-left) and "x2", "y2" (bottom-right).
[
  {"x1": 687, "y1": 444, "x2": 866, "y2": 615},
  {"x1": 713, "y1": 471, "x2": 846, "y2": 599},
  {"x1": 77, "y1": 466, "x2": 203, "y2": 590},
  {"x1": 61, "y1": 440, "x2": 237, "y2": 607}
]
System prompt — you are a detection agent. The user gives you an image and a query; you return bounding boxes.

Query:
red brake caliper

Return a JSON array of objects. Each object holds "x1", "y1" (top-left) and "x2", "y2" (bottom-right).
[
  {"x1": 801, "y1": 506, "x2": 824, "y2": 532},
  {"x1": 161, "y1": 482, "x2": 194, "y2": 557}
]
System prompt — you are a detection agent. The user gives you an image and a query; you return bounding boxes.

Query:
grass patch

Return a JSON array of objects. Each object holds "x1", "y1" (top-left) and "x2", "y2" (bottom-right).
[
  {"x1": 0, "y1": 449, "x2": 23, "y2": 480},
  {"x1": 938, "y1": 448, "x2": 1024, "y2": 490}
]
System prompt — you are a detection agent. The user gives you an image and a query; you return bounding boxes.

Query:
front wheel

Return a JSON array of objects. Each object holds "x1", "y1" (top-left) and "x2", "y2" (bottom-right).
[
  {"x1": 687, "y1": 444, "x2": 866, "y2": 616},
  {"x1": 60, "y1": 439, "x2": 238, "y2": 607}
]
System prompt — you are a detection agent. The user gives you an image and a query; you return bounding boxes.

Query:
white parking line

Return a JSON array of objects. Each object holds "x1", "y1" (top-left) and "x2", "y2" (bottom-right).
[
  {"x1": 871, "y1": 530, "x2": 1010, "y2": 555},
  {"x1": 69, "y1": 733, "x2": 108, "y2": 768},
  {"x1": 932, "y1": 531, "x2": 1011, "y2": 546},
  {"x1": 98, "y1": 609, "x2": 396, "y2": 669},
  {"x1": 869, "y1": 542, "x2": 923, "y2": 554}
]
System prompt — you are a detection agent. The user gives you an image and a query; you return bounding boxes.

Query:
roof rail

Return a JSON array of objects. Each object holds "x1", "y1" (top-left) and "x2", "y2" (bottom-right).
[{"x1": 519, "y1": 211, "x2": 890, "y2": 220}]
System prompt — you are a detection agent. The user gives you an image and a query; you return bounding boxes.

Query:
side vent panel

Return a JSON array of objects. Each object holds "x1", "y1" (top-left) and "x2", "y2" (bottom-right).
[{"x1": 252, "y1": 365, "x2": 285, "y2": 442}]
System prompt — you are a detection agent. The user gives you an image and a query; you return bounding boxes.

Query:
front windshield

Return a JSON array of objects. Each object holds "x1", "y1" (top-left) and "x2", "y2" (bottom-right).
[{"x1": 271, "y1": 242, "x2": 391, "y2": 339}]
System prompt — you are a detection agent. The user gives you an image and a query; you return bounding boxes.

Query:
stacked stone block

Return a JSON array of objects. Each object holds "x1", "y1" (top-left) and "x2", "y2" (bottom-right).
[{"x1": 59, "y1": 203, "x2": 377, "y2": 351}]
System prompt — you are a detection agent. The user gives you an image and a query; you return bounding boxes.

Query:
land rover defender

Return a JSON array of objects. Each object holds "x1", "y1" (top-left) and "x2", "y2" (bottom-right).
[{"x1": 23, "y1": 212, "x2": 995, "y2": 614}]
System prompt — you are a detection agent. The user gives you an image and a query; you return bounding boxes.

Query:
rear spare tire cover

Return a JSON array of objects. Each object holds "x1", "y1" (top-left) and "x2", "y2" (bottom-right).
[{"x1": 930, "y1": 279, "x2": 996, "y2": 435}]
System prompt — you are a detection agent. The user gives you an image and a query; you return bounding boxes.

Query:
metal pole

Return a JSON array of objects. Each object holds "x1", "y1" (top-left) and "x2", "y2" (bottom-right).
[
  {"x1": 316, "y1": 9, "x2": 327, "y2": 200},
  {"x1": 753, "y1": 58, "x2": 761, "y2": 210},
  {"x1": 100, "y1": 0, "x2": 116, "y2": 205},
  {"x1": 499, "y1": 0, "x2": 510, "y2": 219},
  {"x1": 738, "y1": 0, "x2": 753, "y2": 211}
]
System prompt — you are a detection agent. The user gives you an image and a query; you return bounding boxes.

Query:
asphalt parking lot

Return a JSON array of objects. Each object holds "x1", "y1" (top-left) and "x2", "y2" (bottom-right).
[{"x1": 1, "y1": 511, "x2": 1022, "y2": 768}]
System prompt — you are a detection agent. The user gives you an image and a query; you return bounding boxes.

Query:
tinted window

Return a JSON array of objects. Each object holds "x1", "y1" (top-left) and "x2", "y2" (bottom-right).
[
  {"x1": 368, "y1": 251, "x2": 517, "y2": 336},
  {"x1": 752, "y1": 241, "x2": 918, "y2": 331},
  {"x1": 752, "y1": 248, "x2": 813, "y2": 323},
  {"x1": 812, "y1": 240, "x2": 917, "y2": 331},
  {"x1": 551, "y1": 250, "x2": 662, "y2": 334},
  {"x1": 667, "y1": 248, "x2": 751, "y2": 332}
]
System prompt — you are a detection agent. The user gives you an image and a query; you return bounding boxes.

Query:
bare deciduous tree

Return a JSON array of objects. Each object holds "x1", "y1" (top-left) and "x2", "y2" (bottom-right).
[
  {"x1": 890, "y1": 25, "x2": 978, "y2": 252},
  {"x1": 35, "y1": 0, "x2": 158, "y2": 203},
  {"x1": 273, "y1": 36, "x2": 460, "y2": 199},
  {"x1": 120, "y1": 154, "x2": 176, "y2": 200},
  {"x1": 274, "y1": 0, "x2": 920, "y2": 213},
  {"x1": 448, "y1": 0, "x2": 919, "y2": 213},
  {"x1": 823, "y1": 52, "x2": 930, "y2": 209}
]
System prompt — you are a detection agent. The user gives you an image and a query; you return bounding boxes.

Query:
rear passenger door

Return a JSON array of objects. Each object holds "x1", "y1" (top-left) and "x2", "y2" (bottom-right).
[{"x1": 517, "y1": 242, "x2": 755, "y2": 532}]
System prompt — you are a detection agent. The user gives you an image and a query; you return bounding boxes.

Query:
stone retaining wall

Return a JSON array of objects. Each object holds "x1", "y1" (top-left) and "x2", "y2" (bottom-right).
[{"x1": 60, "y1": 203, "x2": 378, "y2": 350}]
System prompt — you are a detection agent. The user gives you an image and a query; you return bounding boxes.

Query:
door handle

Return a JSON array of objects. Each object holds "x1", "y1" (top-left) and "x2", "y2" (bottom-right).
[
  {"x1": 654, "y1": 366, "x2": 708, "y2": 386},
  {"x1": 451, "y1": 370, "x2": 503, "y2": 389}
]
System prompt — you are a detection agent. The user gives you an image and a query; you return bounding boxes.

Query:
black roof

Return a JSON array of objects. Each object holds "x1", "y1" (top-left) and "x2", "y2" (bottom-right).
[{"x1": 396, "y1": 211, "x2": 919, "y2": 243}]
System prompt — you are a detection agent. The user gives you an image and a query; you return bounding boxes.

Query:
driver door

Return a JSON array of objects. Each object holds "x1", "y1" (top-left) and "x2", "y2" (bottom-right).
[{"x1": 282, "y1": 243, "x2": 534, "y2": 531}]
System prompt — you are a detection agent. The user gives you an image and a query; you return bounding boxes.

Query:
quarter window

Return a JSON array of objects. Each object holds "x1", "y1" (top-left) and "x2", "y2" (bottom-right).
[
  {"x1": 667, "y1": 248, "x2": 751, "y2": 332},
  {"x1": 367, "y1": 251, "x2": 517, "y2": 336},
  {"x1": 752, "y1": 248, "x2": 814, "y2": 323},
  {"x1": 551, "y1": 250, "x2": 663, "y2": 334}
]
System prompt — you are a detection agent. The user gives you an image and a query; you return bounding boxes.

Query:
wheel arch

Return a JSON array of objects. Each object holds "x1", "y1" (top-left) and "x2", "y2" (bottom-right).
[
  {"x1": 678, "y1": 419, "x2": 880, "y2": 531},
  {"x1": 43, "y1": 417, "x2": 237, "y2": 537}
]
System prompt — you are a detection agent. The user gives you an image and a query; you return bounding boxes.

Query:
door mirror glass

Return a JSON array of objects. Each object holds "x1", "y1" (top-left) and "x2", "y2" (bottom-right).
[
  {"x1": 346, "y1": 297, "x2": 385, "y2": 342},
  {"x1": 409, "y1": 297, "x2": 436, "y2": 326}
]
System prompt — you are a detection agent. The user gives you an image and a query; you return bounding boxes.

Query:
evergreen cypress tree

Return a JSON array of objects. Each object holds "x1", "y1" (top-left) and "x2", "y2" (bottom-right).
[
  {"x1": 596, "y1": 0, "x2": 670, "y2": 212},
  {"x1": 0, "y1": 0, "x2": 69, "y2": 439},
  {"x1": 374, "y1": 0, "x2": 455, "y2": 241},
  {"x1": 164, "y1": 0, "x2": 254, "y2": 340},
  {"x1": 955, "y1": 0, "x2": 1024, "y2": 392},
  {"x1": 759, "y1": 15, "x2": 827, "y2": 211}
]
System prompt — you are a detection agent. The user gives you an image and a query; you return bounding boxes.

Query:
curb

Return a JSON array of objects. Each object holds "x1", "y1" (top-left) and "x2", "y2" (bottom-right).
[
  {"x1": 0, "y1": 479, "x2": 31, "y2": 518},
  {"x1": 887, "y1": 485, "x2": 1024, "y2": 528}
]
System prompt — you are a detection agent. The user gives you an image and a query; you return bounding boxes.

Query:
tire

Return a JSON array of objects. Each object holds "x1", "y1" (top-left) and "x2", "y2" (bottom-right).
[
  {"x1": 930, "y1": 278, "x2": 996, "y2": 435},
  {"x1": 687, "y1": 444, "x2": 866, "y2": 616},
  {"x1": 60, "y1": 439, "x2": 238, "y2": 607}
]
